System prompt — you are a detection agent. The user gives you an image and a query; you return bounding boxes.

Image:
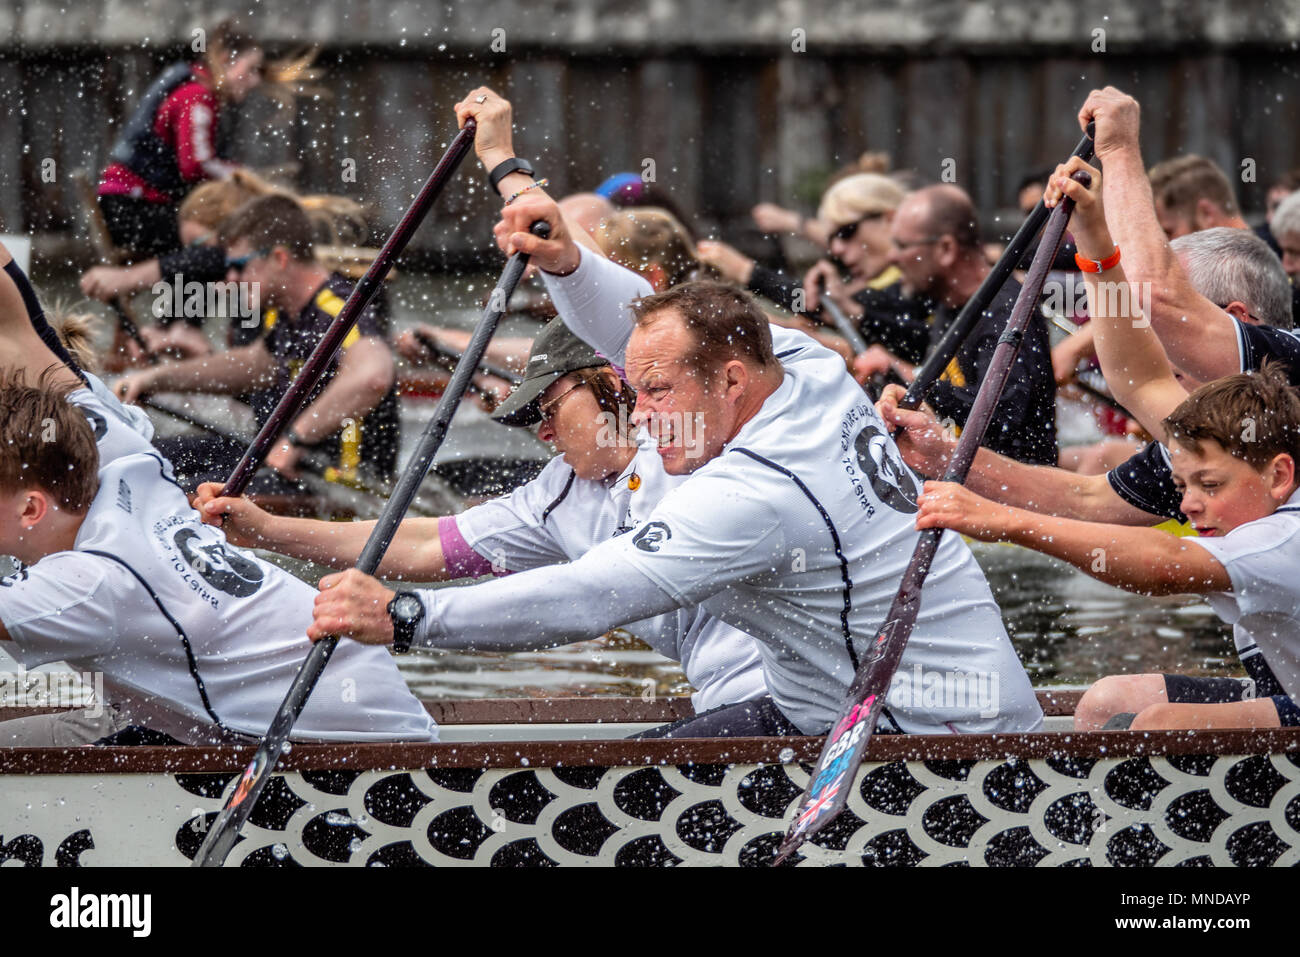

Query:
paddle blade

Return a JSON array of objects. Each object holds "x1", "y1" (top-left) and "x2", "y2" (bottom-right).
[
  {"x1": 773, "y1": 616, "x2": 908, "y2": 865},
  {"x1": 191, "y1": 636, "x2": 339, "y2": 866}
]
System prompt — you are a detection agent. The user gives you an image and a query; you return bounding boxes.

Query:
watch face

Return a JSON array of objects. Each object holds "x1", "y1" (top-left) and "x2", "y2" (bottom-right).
[{"x1": 392, "y1": 594, "x2": 423, "y2": 621}]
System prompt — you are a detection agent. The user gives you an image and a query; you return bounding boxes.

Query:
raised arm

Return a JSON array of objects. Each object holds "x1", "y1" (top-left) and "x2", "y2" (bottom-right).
[
  {"x1": 498, "y1": 195, "x2": 654, "y2": 366},
  {"x1": 1046, "y1": 156, "x2": 1189, "y2": 443},
  {"x1": 1080, "y1": 87, "x2": 1241, "y2": 382},
  {"x1": 454, "y1": 87, "x2": 606, "y2": 260}
]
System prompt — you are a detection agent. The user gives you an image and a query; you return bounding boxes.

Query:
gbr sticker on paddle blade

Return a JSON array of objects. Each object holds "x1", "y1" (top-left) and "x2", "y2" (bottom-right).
[{"x1": 786, "y1": 694, "x2": 879, "y2": 844}]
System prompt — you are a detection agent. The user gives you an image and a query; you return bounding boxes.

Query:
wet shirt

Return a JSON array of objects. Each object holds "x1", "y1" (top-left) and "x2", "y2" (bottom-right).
[
  {"x1": 450, "y1": 431, "x2": 768, "y2": 712},
  {"x1": 0, "y1": 385, "x2": 437, "y2": 746},
  {"x1": 927, "y1": 278, "x2": 1059, "y2": 466},
  {"x1": 413, "y1": 248, "x2": 1043, "y2": 736},
  {"x1": 1186, "y1": 492, "x2": 1300, "y2": 704},
  {"x1": 261, "y1": 274, "x2": 401, "y2": 478}
]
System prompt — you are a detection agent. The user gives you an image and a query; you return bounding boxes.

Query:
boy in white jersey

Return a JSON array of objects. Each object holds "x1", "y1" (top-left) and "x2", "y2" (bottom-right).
[
  {"x1": 0, "y1": 243, "x2": 435, "y2": 746},
  {"x1": 197, "y1": 315, "x2": 767, "y2": 714},
  {"x1": 918, "y1": 366, "x2": 1300, "y2": 731},
  {"x1": 308, "y1": 195, "x2": 1042, "y2": 737}
]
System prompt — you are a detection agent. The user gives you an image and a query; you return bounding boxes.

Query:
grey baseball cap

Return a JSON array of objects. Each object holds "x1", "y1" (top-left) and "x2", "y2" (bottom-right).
[{"x1": 491, "y1": 315, "x2": 610, "y2": 427}]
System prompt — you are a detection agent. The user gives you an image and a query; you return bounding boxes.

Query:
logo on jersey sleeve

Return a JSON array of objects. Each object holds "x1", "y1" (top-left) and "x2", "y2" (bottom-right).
[
  {"x1": 632, "y1": 521, "x2": 672, "y2": 552},
  {"x1": 854, "y1": 423, "x2": 919, "y2": 514},
  {"x1": 174, "y1": 528, "x2": 265, "y2": 597}
]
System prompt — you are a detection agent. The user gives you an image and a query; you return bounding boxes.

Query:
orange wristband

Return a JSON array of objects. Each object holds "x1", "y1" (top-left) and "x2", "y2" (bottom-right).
[{"x1": 1075, "y1": 246, "x2": 1121, "y2": 272}]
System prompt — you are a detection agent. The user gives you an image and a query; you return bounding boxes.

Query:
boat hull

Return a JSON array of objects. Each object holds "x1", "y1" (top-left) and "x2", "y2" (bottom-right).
[{"x1": 3, "y1": 712, "x2": 1299, "y2": 866}]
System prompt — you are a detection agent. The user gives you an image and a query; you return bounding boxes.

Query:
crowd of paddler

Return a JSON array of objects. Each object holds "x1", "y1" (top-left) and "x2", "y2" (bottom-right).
[{"x1": 1, "y1": 20, "x2": 1300, "y2": 861}]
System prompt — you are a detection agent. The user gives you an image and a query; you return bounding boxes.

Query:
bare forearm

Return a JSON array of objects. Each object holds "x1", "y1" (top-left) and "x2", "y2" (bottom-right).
[
  {"x1": 1100, "y1": 147, "x2": 1175, "y2": 295},
  {"x1": 1085, "y1": 262, "x2": 1187, "y2": 439},
  {"x1": 1000, "y1": 509, "x2": 1227, "y2": 595},
  {"x1": 966, "y1": 448, "x2": 1156, "y2": 524},
  {"x1": 1101, "y1": 147, "x2": 1237, "y2": 379},
  {"x1": 256, "y1": 513, "x2": 451, "y2": 580},
  {"x1": 148, "y1": 347, "x2": 271, "y2": 394}
]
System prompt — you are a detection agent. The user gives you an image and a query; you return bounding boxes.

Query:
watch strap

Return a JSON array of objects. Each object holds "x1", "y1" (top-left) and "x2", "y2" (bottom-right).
[{"x1": 488, "y1": 157, "x2": 536, "y2": 192}]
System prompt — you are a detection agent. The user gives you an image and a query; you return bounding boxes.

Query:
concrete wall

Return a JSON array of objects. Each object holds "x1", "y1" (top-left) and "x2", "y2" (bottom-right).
[{"x1": 4, "y1": 0, "x2": 1300, "y2": 262}]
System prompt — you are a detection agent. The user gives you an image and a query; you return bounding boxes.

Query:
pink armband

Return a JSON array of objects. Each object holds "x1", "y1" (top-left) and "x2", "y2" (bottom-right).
[{"x1": 438, "y1": 516, "x2": 501, "y2": 578}]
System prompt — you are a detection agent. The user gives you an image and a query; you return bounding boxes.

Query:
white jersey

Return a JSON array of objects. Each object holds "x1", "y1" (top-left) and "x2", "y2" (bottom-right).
[
  {"x1": 0, "y1": 383, "x2": 437, "y2": 745},
  {"x1": 414, "y1": 248, "x2": 1042, "y2": 734},
  {"x1": 453, "y1": 431, "x2": 767, "y2": 711},
  {"x1": 1187, "y1": 492, "x2": 1300, "y2": 702}
]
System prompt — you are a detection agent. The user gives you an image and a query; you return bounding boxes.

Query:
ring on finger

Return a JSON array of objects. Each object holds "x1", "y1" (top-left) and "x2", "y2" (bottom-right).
[{"x1": 475, "y1": 94, "x2": 488, "y2": 104}]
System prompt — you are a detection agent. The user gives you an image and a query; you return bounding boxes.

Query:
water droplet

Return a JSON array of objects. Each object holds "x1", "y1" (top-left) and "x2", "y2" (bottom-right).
[
  {"x1": 271, "y1": 843, "x2": 289, "y2": 860},
  {"x1": 778, "y1": 747, "x2": 795, "y2": 763}
]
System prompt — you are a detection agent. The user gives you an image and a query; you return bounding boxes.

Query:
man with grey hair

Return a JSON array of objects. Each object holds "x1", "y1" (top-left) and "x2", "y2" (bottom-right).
[
  {"x1": 879, "y1": 88, "x2": 1300, "y2": 532},
  {"x1": 1169, "y1": 227, "x2": 1292, "y2": 330}
]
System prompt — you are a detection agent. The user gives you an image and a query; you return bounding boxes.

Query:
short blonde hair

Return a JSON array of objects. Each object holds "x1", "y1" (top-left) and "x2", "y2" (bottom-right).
[
  {"x1": 818, "y1": 173, "x2": 906, "y2": 228},
  {"x1": 596, "y1": 207, "x2": 699, "y2": 288}
]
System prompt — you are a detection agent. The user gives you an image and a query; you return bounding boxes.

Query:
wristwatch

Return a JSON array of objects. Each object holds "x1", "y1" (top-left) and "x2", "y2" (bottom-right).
[
  {"x1": 488, "y1": 157, "x2": 535, "y2": 193},
  {"x1": 387, "y1": 591, "x2": 425, "y2": 653}
]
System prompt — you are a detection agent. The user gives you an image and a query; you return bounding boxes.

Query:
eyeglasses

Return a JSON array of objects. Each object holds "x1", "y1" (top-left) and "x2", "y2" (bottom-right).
[
  {"x1": 831, "y1": 213, "x2": 885, "y2": 244},
  {"x1": 225, "y1": 248, "x2": 272, "y2": 274},
  {"x1": 537, "y1": 379, "x2": 587, "y2": 422},
  {"x1": 891, "y1": 235, "x2": 943, "y2": 251}
]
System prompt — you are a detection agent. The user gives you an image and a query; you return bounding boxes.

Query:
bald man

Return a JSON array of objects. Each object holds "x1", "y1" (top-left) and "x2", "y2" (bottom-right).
[
  {"x1": 558, "y1": 192, "x2": 616, "y2": 237},
  {"x1": 858, "y1": 184, "x2": 1058, "y2": 465}
]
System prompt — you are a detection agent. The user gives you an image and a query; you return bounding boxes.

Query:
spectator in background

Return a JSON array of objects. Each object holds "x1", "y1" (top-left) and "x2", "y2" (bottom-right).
[
  {"x1": 859, "y1": 184, "x2": 1058, "y2": 465},
  {"x1": 1147, "y1": 155, "x2": 1249, "y2": 239},
  {"x1": 698, "y1": 173, "x2": 927, "y2": 364}
]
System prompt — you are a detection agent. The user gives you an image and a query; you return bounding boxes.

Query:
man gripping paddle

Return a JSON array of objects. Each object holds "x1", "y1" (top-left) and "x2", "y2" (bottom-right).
[{"x1": 308, "y1": 190, "x2": 1041, "y2": 739}]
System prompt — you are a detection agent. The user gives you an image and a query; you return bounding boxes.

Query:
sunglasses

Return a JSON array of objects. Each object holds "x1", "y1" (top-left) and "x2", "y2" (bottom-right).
[
  {"x1": 225, "y1": 248, "x2": 272, "y2": 274},
  {"x1": 831, "y1": 213, "x2": 886, "y2": 243},
  {"x1": 537, "y1": 379, "x2": 588, "y2": 422}
]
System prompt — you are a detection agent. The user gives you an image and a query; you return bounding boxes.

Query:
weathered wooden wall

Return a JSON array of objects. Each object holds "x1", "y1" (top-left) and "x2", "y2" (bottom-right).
[{"x1": 3, "y1": 0, "x2": 1300, "y2": 262}]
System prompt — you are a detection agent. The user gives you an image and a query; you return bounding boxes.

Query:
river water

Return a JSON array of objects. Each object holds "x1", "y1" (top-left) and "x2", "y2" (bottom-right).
[{"x1": 32, "y1": 264, "x2": 1239, "y2": 701}]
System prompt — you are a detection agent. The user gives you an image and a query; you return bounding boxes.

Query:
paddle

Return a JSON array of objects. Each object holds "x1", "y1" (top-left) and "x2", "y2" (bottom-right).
[
  {"x1": 898, "y1": 124, "x2": 1094, "y2": 412},
  {"x1": 110, "y1": 298, "x2": 159, "y2": 364},
  {"x1": 192, "y1": 221, "x2": 550, "y2": 867},
  {"x1": 141, "y1": 396, "x2": 457, "y2": 515},
  {"x1": 414, "y1": 330, "x2": 524, "y2": 385},
  {"x1": 773, "y1": 171, "x2": 1091, "y2": 866},
  {"x1": 817, "y1": 284, "x2": 868, "y2": 355},
  {"x1": 216, "y1": 119, "x2": 477, "y2": 499}
]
